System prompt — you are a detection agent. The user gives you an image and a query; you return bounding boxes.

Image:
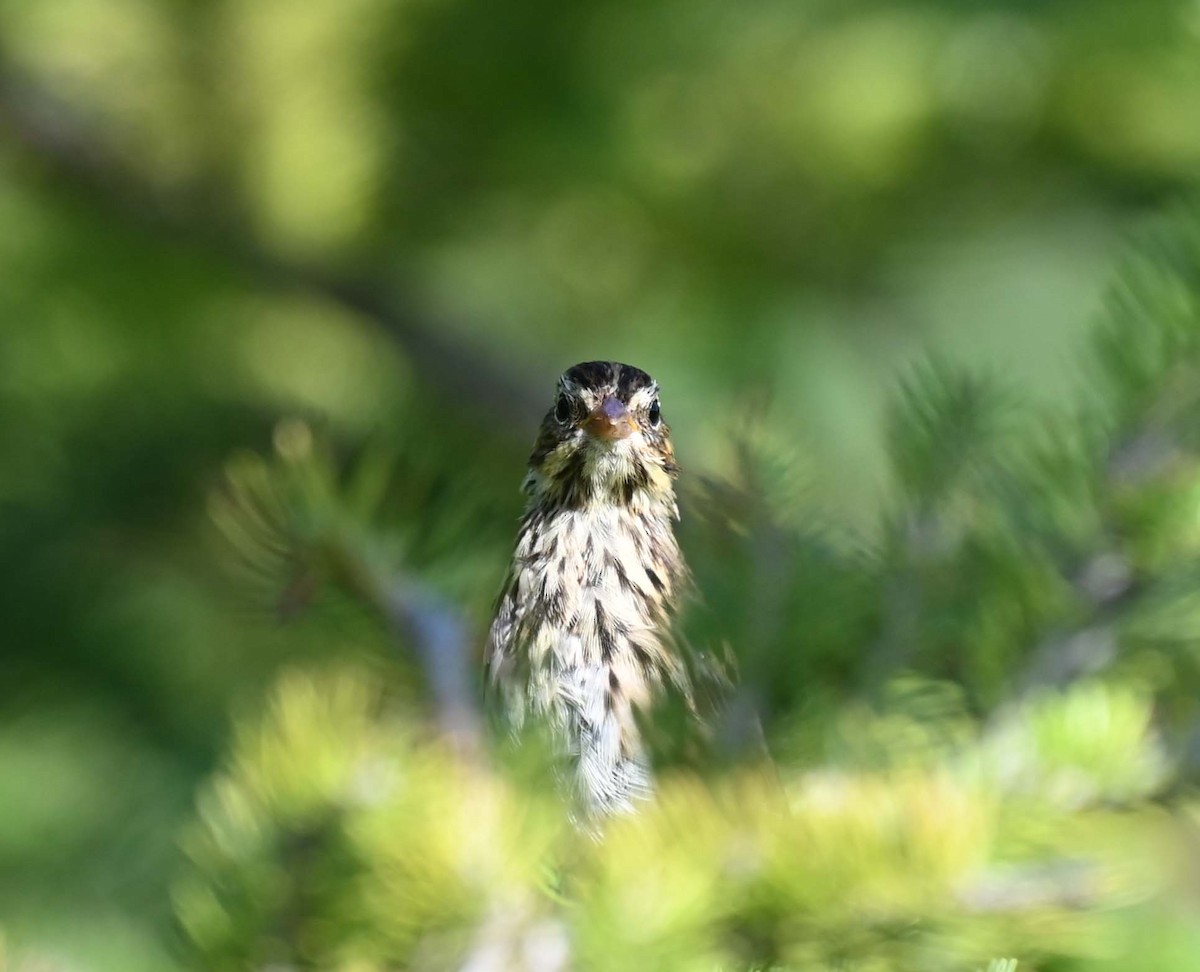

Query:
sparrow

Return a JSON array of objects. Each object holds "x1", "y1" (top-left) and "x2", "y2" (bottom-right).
[{"x1": 486, "y1": 361, "x2": 688, "y2": 816}]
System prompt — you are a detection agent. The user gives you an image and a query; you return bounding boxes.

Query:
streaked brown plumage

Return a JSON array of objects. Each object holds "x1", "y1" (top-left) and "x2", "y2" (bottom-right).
[{"x1": 486, "y1": 361, "x2": 687, "y2": 815}]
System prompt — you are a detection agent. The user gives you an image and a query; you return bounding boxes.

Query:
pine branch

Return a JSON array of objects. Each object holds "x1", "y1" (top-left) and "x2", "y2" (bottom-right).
[
  {"x1": 213, "y1": 433, "x2": 485, "y2": 753},
  {"x1": 352, "y1": 558, "x2": 484, "y2": 755}
]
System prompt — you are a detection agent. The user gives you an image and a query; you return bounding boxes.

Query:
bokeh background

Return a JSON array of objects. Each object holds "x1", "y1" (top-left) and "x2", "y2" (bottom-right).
[{"x1": 5, "y1": 0, "x2": 1200, "y2": 969}]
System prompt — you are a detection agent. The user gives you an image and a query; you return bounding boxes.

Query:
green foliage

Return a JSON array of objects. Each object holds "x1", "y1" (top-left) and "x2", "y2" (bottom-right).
[
  {"x1": 159, "y1": 208, "x2": 1200, "y2": 971},
  {"x1": 174, "y1": 668, "x2": 568, "y2": 971},
  {"x1": 210, "y1": 419, "x2": 501, "y2": 622},
  {"x1": 174, "y1": 668, "x2": 1180, "y2": 972},
  {"x1": 7, "y1": 0, "x2": 1200, "y2": 968},
  {"x1": 887, "y1": 361, "x2": 1017, "y2": 508}
]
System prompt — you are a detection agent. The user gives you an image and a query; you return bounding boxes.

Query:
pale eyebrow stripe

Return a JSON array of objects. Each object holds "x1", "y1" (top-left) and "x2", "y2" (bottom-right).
[{"x1": 628, "y1": 385, "x2": 659, "y2": 407}]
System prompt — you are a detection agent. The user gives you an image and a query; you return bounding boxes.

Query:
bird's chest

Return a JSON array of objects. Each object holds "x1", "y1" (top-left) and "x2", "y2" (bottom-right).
[{"x1": 512, "y1": 508, "x2": 667, "y2": 671}]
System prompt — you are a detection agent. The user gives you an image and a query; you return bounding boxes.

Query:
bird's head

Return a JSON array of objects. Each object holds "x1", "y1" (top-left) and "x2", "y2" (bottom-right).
[{"x1": 525, "y1": 361, "x2": 678, "y2": 510}]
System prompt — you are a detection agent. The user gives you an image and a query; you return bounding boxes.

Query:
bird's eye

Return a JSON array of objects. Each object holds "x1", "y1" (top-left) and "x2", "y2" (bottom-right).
[
  {"x1": 648, "y1": 399, "x2": 662, "y2": 427},
  {"x1": 554, "y1": 395, "x2": 572, "y2": 424}
]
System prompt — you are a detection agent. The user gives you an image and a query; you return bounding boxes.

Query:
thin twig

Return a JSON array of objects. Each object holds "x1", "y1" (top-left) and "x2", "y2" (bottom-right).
[
  {"x1": 380, "y1": 578, "x2": 484, "y2": 755},
  {"x1": 317, "y1": 534, "x2": 484, "y2": 754}
]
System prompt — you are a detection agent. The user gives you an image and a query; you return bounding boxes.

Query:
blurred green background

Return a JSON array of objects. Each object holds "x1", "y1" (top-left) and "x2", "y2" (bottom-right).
[{"x1": 4, "y1": 0, "x2": 1200, "y2": 969}]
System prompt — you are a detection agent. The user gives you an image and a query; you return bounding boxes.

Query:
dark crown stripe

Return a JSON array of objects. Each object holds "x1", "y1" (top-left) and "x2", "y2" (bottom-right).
[
  {"x1": 564, "y1": 361, "x2": 616, "y2": 390},
  {"x1": 563, "y1": 361, "x2": 654, "y2": 402},
  {"x1": 616, "y1": 363, "x2": 653, "y2": 400}
]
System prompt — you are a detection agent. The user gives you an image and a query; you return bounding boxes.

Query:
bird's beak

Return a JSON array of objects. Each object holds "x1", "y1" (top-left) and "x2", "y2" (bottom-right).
[{"x1": 584, "y1": 395, "x2": 638, "y2": 441}]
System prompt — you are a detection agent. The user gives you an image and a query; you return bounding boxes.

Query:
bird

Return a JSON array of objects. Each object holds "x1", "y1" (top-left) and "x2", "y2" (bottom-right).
[{"x1": 485, "y1": 361, "x2": 689, "y2": 817}]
